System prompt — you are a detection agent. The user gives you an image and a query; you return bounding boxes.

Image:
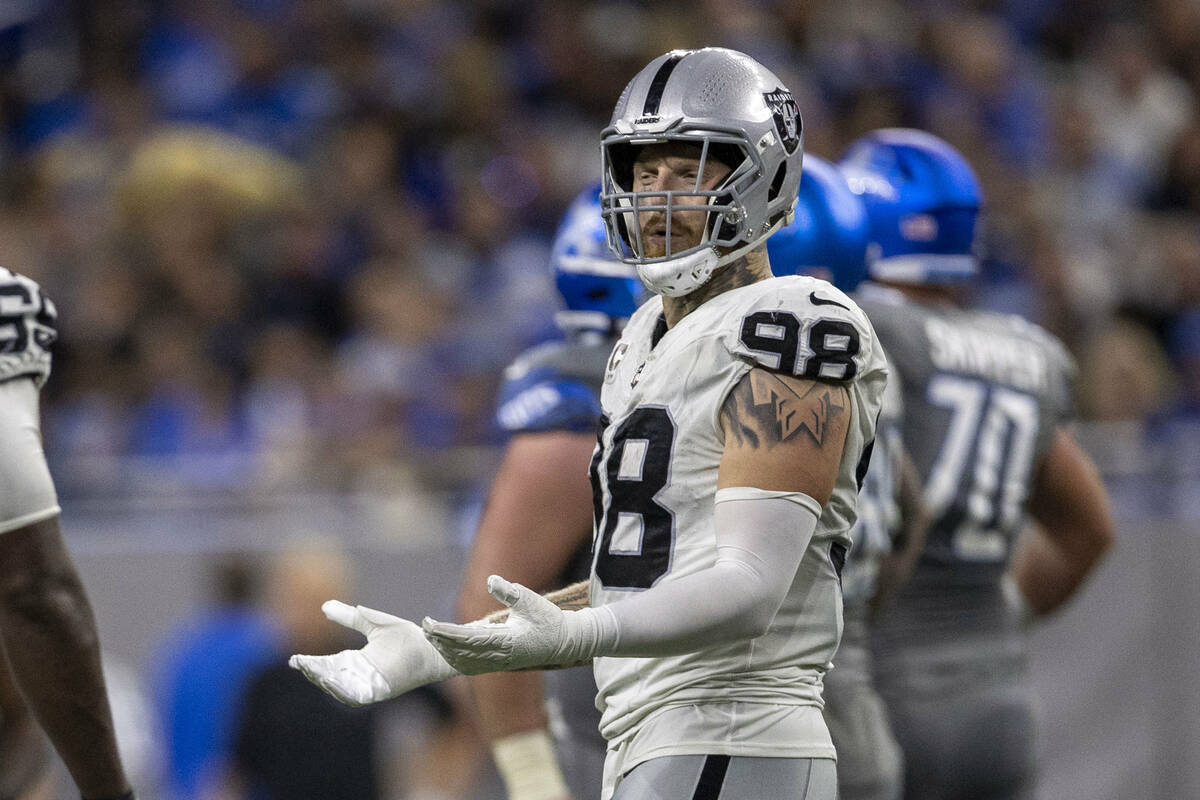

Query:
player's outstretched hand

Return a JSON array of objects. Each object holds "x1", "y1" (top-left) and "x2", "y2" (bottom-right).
[
  {"x1": 423, "y1": 575, "x2": 593, "y2": 674},
  {"x1": 289, "y1": 600, "x2": 458, "y2": 706}
]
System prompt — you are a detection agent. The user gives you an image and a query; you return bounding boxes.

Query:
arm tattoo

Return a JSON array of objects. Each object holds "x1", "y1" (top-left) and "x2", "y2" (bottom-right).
[
  {"x1": 663, "y1": 249, "x2": 771, "y2": 326},
  {"x1": 723, "y1": 371, "x2": 848, "y2": 449}
]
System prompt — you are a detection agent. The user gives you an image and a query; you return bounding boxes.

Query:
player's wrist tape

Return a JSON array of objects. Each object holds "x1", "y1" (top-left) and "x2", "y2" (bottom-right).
[{"x1": 491, "y1": 729, "x2": 570, "y2": 800}]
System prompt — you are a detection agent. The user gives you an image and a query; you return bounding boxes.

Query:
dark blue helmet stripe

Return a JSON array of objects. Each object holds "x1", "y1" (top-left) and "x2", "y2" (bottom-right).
[{"x1": 642, "y1": 52, "x2": 688, "y2": 117}]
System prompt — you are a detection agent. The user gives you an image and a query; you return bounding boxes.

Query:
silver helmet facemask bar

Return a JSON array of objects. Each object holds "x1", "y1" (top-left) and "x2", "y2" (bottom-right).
[{"x1": 599, "y1": 124, "x2": 767, "y2": 267}]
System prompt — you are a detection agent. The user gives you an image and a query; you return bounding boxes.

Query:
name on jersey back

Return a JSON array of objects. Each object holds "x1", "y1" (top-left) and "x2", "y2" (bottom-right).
[{"x1": 925, "y1": 317, "x2": 1048, "y2": 393}]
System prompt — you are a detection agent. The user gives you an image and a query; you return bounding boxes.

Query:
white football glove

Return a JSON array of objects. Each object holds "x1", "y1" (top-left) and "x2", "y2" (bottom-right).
[
  {"x1": 422, "y1": 575, "x2": 603, "y2": 674},
  {"x1": 289, "y1": 600, "x2": 458, "y2": 706}
]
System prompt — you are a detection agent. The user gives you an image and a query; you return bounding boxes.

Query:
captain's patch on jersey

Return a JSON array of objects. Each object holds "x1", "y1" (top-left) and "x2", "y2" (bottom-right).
[{"x1": 606, "y1": 342, "x2": 630, "y2": 383}]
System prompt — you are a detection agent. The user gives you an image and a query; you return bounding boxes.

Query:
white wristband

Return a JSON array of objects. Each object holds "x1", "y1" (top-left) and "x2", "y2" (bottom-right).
[{"x1": 491, "y1": 729, "x2": 570, "y2": 800}]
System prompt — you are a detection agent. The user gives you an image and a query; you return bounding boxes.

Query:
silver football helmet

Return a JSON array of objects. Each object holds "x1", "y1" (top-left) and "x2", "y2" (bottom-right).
[{"x1": 600, "y1": 48, "x2": 804, "y2": 297}]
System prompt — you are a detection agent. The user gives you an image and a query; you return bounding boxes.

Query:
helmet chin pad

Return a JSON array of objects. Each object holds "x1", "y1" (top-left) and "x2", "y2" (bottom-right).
[
  {"x1": 637, "y1": 218, "x2": 783, "y2": 297},
  {"x1": 637, "y1": 247, "x2": 720, "y2": 297}
]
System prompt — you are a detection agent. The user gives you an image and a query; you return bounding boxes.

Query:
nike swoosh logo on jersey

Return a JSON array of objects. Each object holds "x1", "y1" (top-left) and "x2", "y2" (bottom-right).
[{"x1": 809, "y1": 291, "x2": 849, "y2": 310}]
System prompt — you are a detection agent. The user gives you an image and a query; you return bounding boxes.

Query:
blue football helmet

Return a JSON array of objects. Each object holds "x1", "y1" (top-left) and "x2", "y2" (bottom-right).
[
  {"x1": 552, "y1": 182, "x2": 643, "y2": 333},
  {"x1": 767, "y1": 155, "x2": 870, "y2": 293},
  {"x1": 838, "y1": 128, "x2": 982, "y2": 284}
]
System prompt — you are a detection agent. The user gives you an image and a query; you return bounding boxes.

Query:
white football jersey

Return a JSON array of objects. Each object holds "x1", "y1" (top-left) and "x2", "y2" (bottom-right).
[{"x1": 588, "y1": 275, "x2": 888, "y2": 769}]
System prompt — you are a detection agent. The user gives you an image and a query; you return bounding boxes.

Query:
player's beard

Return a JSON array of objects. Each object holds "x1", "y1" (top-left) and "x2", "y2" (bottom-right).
[{"x1": 639, "y1": 213, "x2": 702, "y2": 258}]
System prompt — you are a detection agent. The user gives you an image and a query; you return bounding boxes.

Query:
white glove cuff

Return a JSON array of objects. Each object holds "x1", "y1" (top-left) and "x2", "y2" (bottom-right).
[{"x1": 556, "y1": 604, "x2": 618, "y2": 664}]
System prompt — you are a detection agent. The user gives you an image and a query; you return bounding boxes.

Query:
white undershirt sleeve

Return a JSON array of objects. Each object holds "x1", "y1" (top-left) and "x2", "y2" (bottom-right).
[{"x1": 567, "y1": 487, "x2": 821, "y2": 659}]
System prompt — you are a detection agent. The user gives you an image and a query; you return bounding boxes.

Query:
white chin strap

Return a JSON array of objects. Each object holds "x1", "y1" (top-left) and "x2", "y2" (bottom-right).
[{"x1": 637, "y1": 230, "x2": 777, "y2": 298}]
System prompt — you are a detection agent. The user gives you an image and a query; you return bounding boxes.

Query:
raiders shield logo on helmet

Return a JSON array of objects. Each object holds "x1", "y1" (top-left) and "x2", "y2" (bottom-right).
[{"x1": 763, "y1": 88, "x2": 801, "y2": 154}]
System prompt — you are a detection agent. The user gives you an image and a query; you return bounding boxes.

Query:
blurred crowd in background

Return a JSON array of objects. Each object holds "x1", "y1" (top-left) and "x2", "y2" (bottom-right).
[
  {"x1": 2, "y1": 0, "x2": 1199, "y2": 503},
  {"x1": 4, "y1": 2, "x2": 1200, "y2": 799}
]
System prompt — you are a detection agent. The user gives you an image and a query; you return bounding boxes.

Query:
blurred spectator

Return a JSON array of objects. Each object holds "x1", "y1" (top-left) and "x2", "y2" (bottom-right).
[
  {"x1": 0, "y1": 0, "x2": 1188, "y2": 496},
  {"x1": 1167, "y1": 311, "x2": 1200, "y2": 417},
  {"x1": 153, "y1": 555, "x2": 281, "y2": 800},
  {"x1": 227, "y1": 541, "x2": 386, "y2": 800},
  {"x1": 1147, "y1": 118, "x2": 1200, "y2": 214},
  {"x1": 1077, "y1": 23, "x2": 1195, "y2": 197},
  {"x1": 1077, "y1": 318, "x2": 1176, "y2": 422}
]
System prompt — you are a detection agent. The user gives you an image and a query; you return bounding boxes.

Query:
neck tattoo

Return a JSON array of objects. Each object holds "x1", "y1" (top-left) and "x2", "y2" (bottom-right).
[{"x1": 662, "y1": 248, "x2": 772, "y2": 327}]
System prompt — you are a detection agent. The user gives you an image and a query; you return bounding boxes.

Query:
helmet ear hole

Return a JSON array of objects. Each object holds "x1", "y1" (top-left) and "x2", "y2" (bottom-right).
[
  {"x1": 768, "y1": 163, "x2": 788, "y2": 202},
  {"x1": 707, "y1": 144, "x2": 746, "y2": 181},
  {"x1": 610, "y1": 144, "x2": 639, "y2": 191}
]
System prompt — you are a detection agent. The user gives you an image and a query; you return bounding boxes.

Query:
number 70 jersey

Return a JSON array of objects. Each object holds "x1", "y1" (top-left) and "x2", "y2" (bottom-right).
[
  {"x1": 855, "y1": 287, "x2": 1076, "y2": 569},
  {"x1": 587, "y1": 275, "x2": 889, "y2": 748}
]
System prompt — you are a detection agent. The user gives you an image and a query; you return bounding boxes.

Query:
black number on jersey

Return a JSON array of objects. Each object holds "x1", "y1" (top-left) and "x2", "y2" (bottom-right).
[
  {"x1": 802, "y1": 319, "x2": 860, "y2": 380},
  {"x1": 588, "y1": 414, "x2": 610, "y2": 534},
  {"x1": 0, "y1": 282, "x2": 33, "y2": 354},
  {"x1": 590, "y1": 406, "x2": 676, "y2": 590},
  {"x1": 739, "y1": 311, "x2": 860, "y2": 381},
  {"x1": 0, "y1": 279, "x2": 56, "y2": 356}
]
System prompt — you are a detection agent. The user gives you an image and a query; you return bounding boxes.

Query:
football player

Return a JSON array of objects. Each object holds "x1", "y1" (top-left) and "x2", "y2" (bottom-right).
[
  {"x1": 292, "y1": 48, "x2": 888, "y2": 800},
  {"x1": 771, "y1": 154, "x2": 927, "y2": 800},
  {"x1": 841, "y1": 129, "x2": 1115, "y2": 800},
  {"x1": 457, "y1": 183, "x2": 640, "y2": 800},
  {"x1": 0, "y1": 268, "x2": 134, "y2": 800}
]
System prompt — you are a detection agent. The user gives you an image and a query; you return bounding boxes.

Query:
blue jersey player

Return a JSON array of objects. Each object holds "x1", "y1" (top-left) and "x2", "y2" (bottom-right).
[{"x1": 842, "y1": 129, "x2": 1115, "y2": 800}]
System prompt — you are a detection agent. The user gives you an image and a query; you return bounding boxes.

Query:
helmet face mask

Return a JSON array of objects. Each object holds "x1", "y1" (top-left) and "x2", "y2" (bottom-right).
[
  {"x1": 599, "y1": 48, "x2": 804, "y2": 297},
  {"x1": 602, "y1": 131, "x2": 760, "y2": 257}
]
